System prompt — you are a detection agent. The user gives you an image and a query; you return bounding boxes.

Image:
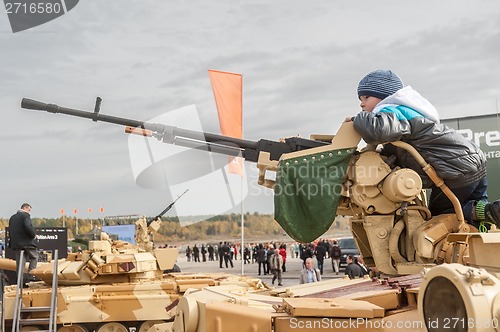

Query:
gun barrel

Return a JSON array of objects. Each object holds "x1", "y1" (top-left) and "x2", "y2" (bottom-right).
[
  {"x1": 21, "y1": 98, "x2": 258, "y2": 155},
  {"x1": 22, "y1": 98, "x2": 166, "y2": 132}
]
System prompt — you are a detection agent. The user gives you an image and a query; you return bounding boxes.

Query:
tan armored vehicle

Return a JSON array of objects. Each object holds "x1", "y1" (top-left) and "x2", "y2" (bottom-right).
[
  {"x1": 1, "y1": 217, "x2": 265, "y2": 332},
  {"x1": 152, "y1": 125, "x2": 500, "y2": 331},
  {"x1": 20, "y1": 98, "x2": 500, "y2": 331}
]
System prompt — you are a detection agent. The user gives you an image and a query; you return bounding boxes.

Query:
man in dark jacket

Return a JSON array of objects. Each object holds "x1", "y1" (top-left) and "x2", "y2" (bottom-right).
[
  {"x1": 256, "y1": 244, "x2": 267, "y2": 275},
  {"x1": 345, "y1": 255, "x2": 364, "y2": 279},
  {"x1": 218, "y1": 242, "x2": 224, "y2": 268},
  {"x1": 347, "y1": 69, "x2": 500, "y2": 229},
  {"x1": 330, "y1": 240, "x2": 342, "y2": 275},
  {"x1": 314, "y1": 241, "x2": 327, "y2": 275},
  {"x1": 356, "y1": 254, "x2": 371, "y2": 276},
  {"x1": 222, "y1": 242, "x2": 233, "y2": 268},
  {"x1": 8, "y1": 203, "x2": 38, "y2": 285}
]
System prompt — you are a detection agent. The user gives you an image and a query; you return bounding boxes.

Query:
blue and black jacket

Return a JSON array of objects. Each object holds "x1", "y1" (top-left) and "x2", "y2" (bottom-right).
[{"x1": 353, "y1": 86, "x2": 486, "y2": 189}]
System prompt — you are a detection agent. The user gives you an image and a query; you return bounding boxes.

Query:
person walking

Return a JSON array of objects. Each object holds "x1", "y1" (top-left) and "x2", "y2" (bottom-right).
[
  {"x1": 330, "y1": 240, "x2": 342, "y2": 275},
  {"x1": 8, "y1": 203, "x2": 38, "y2": 286},
  {"x1": 269, "y1": 245, "x2": 283, "y2": 286},
  {"x1": 314, "y1": 241, "x2": 327, "y2": 275},
  {"x1": 243, "y1": 245, "x2": 251, "y2": 264},
  {"x1": 278, "y1": 244, "x2": 287, "y2": 272}
]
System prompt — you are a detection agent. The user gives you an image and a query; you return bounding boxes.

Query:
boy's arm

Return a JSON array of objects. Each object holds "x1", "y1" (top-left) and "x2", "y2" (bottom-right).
[{"x1": 352, "y1": 111, "x2": 411, "y2": 144}]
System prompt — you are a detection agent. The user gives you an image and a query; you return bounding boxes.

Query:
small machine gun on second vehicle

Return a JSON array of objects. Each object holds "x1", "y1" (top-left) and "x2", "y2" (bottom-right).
[{"x1": 135, "y1": 189, "x2": 189, "y2": 251}]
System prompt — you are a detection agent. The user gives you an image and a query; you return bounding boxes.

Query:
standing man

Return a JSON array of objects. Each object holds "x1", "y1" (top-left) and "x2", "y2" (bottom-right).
[
  {"x1": 356, "y1": 255, "x2": 371, "y2": 276},
  {"x1": 243, "y1": 245, "x2": 251, "y2": 264},
  {"x1": 314, "y1": 241, "x2": 327, "y2": 275},
  {"x1": 299, "y1": 258, "x2": 321, "y2": 284},
  {"x1": 222, "y1": 242, "x2": 233, "y2": 268},
  {"x1": 345, "y1": 255, "x2": 364, "y2": 279},
  {"x1": 218, "y1": 242, "x2": 224, "y2": 268},
  {"x1": 192, "y1": 244, "x2": 200, "y2": 262},
  {"x1": 201, "y1": 244, "x2": 207, "y2": 262},
  {"x1": 8, "y1": 203, "x2": 38, "y2": 285},
  {"x1": 269, "y1": 245, "x2": 283, "y2": 286},
  {"x1": 256, "y1": 244, "x2": 267, "y2": 275},
  {"x1": 207, "y1": 244, "x2": 214, "y2": 261}
]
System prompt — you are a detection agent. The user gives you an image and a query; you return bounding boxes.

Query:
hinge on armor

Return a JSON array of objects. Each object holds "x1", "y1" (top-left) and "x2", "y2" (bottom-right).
[{"x1": 438, "y1": 240, "x2": 468, "y2": 264}]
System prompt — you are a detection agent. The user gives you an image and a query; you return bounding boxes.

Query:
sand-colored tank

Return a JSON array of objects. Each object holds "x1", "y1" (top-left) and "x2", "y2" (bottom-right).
[{"x1": 0, "y1": 217, "x2": 266, "y2": 332}]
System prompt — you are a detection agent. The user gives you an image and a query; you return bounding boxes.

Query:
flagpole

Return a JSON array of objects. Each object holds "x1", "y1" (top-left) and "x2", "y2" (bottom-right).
[
  {"x1": 241, "y1": 175, "x2": 244, "y2": 275},
  {"x1": 240, "y1": 73, "x2": 244, "y2": 276}
]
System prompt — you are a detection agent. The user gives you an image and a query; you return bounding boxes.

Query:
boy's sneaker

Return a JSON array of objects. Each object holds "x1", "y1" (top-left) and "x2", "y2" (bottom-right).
[{"x1": 485, "y1": 200, "x2": 500, "y2": 227}]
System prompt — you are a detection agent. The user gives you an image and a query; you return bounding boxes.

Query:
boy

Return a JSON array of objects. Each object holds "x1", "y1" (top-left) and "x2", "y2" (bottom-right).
[{"x1": 345, "y1": 69, "x2": 500, "y2": 229}]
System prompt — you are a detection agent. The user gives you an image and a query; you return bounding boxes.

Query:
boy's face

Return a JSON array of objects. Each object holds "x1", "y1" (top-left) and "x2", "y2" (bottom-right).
[{"x1": 359, "y1": 95, "x2": 382, "y2": 113}]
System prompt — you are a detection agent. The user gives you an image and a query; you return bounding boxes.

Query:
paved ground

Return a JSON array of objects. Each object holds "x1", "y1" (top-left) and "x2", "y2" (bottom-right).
[{"x1": 175, "y1": 253, "x2": 345, "y2": 288}]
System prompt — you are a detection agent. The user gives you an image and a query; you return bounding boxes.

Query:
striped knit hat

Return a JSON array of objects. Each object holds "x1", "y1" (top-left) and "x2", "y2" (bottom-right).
[{"x1": 357, "y1": 70, "x2": 404, "y2": 100}]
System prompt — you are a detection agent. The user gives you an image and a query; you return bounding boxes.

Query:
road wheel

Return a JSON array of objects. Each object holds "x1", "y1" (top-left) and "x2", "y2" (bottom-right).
[
  {"x1": 137, "y1": 320, "x2": 165, "y2": 332},
  {"x1": 95, "y1": 322, "x2": 128, "y2": 332}
]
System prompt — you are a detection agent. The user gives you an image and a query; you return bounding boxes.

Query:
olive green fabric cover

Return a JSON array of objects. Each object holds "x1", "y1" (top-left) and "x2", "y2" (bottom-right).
[{"x1": 274, "y1": 148, "x2": 353, "y2": 243}]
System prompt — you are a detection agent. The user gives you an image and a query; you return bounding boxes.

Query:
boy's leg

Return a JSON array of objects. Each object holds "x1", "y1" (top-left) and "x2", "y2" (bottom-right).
[
  {"x1": 429, "y1": 178, "x2": 485, "y2": 223},
  {"x1": 466, "y1": 177, "x2": 500, "y2": 227}
]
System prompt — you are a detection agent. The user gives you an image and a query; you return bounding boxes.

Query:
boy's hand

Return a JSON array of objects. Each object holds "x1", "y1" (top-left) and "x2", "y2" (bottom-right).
[{"x1": 344, "y1": 116, "x2": 353, "y2": 123}]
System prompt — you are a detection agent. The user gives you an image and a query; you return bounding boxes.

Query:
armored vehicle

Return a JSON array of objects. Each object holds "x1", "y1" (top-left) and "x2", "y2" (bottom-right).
[
  {"x1": 20, "y1": 98, "x2": 500, "y2": 331},
  {"x1": 1, "y1": 216, "x2": 265, "y2": 332}
]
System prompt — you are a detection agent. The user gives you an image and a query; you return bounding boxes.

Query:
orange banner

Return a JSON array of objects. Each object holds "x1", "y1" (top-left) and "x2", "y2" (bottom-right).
[{"x1": 208, "y1": 69, "x2": 243, "y2": 175}]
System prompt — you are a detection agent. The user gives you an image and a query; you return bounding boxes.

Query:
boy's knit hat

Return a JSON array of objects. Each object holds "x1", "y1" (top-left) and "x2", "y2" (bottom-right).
[{"x1": 357, "y1": 70, "x2": 404, "y2": 100}]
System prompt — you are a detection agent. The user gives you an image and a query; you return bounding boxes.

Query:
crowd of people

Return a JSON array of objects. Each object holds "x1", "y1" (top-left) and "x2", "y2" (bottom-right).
[{"x1": 181, "y1": 238, "x2": 376, "y2": 284}]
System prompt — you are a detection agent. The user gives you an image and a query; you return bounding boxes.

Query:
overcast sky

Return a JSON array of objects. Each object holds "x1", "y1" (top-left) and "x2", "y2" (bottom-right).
[{"x1": 1, "y1": 1, "x2": 500, "y2": 219}]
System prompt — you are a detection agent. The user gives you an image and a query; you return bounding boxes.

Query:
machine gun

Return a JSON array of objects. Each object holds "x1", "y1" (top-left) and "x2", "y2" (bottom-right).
[
  {"x1": 21, "y1": 97, "x2": 479, "y2": 277},
  {"x1": 135, "y1": 189, "x2": 189, "y2": 251},
  {"x1": 21, "y1": 98, "x2": 329, "y2": 163},
  {"x1": 148, "y1": 188, "x2": 189, "y2": 226}
]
